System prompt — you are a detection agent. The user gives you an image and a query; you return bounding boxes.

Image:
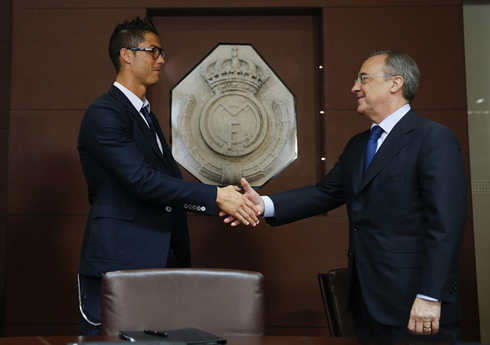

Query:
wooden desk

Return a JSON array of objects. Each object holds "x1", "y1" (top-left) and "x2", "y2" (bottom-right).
[{"x1": 0, "y1": 335, "x2": 361, "y2": 345}]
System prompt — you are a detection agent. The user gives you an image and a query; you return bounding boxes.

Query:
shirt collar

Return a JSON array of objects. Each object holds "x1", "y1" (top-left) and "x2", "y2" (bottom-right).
[
  {"x1": 113, "y1": 82, "x2": 150, "y2": 113},
  {"x1": 372, "y1": 103, "x2": 411, "y2": 134}
]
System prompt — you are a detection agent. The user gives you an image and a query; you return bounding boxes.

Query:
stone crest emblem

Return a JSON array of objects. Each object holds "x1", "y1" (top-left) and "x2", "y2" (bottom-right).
[{"x1": 171, "y1": 44, "x2": 297, "y2": 187}]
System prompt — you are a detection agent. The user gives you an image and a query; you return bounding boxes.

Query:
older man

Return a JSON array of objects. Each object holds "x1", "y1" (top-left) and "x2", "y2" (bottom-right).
[{"x1": 225, "y1": 50, "x2": 466, "y2": 344}]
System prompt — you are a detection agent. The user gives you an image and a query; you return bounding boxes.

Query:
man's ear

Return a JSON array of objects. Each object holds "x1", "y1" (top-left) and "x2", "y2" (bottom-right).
[
  {"x1": 120, "y1": 48, "x2": 131, "y2": 65},
  {"x1": 391, "y1": 76, "x2": 404, "y2": 93}
]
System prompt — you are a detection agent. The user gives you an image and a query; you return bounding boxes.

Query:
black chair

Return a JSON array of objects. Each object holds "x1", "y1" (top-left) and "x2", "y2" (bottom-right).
[{"x1": 318, "y1": 268, "x2": 356, "y2": 337}]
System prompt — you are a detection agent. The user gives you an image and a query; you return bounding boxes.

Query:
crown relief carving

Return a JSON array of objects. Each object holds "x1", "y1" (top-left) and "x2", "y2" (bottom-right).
[
  {"x1": 171, "y1": 44, "x2": 297, "y2": 187},
  {"x1": 201, "y1": 46, "x2": 270, "y2": 95}
]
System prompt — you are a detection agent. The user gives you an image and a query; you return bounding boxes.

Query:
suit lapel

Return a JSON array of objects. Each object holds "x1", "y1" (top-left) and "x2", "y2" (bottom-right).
[
  {"x1": 107, "y1": 86, "x2": 169, "y2": 165},
  {"x1": 352, "y1": 130, "x2": 370, "y2": 195},
  {"x1": 356, "y1": 110, "x2": 417, "y2": 194},
  {"x1": 151, "y1": 112, "x2": 182, "y2": 178}
]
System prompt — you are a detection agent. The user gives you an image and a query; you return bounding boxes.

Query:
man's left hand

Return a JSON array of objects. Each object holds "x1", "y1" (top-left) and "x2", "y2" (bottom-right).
[{"x1": 407, "y1": 297, "x2": 441, "y2": 334}]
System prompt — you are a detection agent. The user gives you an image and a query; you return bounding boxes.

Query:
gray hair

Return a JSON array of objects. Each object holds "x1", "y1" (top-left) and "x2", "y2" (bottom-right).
[{"x1": 369, "y1": 50, "x2": 420, "y2": 102}]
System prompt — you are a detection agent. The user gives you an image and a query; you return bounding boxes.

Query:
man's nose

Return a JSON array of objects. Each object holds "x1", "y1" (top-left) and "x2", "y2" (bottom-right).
[{"x1": 351, "y1": 81, "x2": 360, "y2": 93}]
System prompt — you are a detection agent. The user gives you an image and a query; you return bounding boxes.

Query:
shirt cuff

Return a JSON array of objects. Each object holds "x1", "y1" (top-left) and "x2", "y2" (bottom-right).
[
  {"x1": 262, "y1": 196, "x2": 276, "y2": 218},
  {"x1": 416, "y1": 294, "x2": 439, "y2": 302}
]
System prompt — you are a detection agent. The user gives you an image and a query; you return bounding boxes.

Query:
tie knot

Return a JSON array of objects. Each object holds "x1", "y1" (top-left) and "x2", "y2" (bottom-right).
[
  {"x1": 141, "y1": 105, "x2": 150, "y2": 116},
  {"x1": 369, "y1": 125, "x2": 383, "y2": 141}
]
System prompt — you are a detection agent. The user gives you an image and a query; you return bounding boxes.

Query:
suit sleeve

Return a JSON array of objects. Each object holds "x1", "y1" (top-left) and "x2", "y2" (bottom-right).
[
  {"x1": 267, "y1": 142, "x2": 349, "y2": 226},
  {"x1": 417, "y1": 125, "x2": 467, "y2": 303},
  {"x1": 79, "y1": 101, "x2": 217, "y2": 214}
]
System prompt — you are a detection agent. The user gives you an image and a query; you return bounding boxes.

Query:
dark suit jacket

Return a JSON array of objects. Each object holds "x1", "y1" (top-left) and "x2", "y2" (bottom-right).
[
  {"x1": 78, "y1": 85, "x2": 217, "y2": 277},
  {"x1": 267, "y1": 110, "x2": 467, "y2": 326}
]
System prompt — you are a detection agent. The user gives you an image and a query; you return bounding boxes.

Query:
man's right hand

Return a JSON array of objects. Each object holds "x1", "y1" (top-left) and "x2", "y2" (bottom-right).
[
  {"x1": 216, "y1": 184, "x2": 261, "y2": 227},
  {"x1": 219, "y1": 178, "x2": 264, "y2": 226}
]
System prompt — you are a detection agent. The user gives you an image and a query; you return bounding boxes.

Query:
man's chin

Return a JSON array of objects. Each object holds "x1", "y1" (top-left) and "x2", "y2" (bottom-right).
[{"x1": 146, "y1": 78, "x2": 160, "y2": 86}]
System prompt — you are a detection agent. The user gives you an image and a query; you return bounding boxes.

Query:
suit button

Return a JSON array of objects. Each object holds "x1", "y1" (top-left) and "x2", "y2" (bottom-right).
[
  {"x1": 165, "y1": 206, "x2": 172, "y2": 212},
  {"x1": 201, "y1": 206, "x2": 206, "y2": 212},
  {"x1": 192, "y1": 205, "x2": 197, "y2": 210},
  {"x1": 348, "y1": 252, "x2": 353, "y2": 258},
  {"x1": 184, "y1": 204, "x2": 188, "y2": 209},
  {"x1": 197, "y1": 206, "x2": 201, "y2": 211},
  {"x1": 354, "y1": 225, "x2": 360, "y2": 232}
]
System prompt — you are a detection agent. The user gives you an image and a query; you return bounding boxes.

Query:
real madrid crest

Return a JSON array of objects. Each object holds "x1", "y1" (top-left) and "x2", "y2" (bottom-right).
[{"x1": 171, "y1": 44, "x2": 297, "y2": 187}]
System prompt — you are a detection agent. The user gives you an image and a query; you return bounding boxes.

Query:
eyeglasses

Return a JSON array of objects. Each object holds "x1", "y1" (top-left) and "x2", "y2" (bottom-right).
[
  {"x1": 119, "y1": 46, "x2": 165, "y2": 60},
  {"x1": 355, "y1": 75, "x2": 396, "y2": 85}
]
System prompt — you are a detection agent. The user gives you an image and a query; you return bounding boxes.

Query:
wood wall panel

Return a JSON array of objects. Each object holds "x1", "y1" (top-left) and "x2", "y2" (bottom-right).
[
  {"x1": 5, "y1": 1, "x2": 479, "y2": 341},
  {"x1": 10, "y1": 8, "x2": 145, "y2": 111},
  {"x1": 0, "y1": 130, "x2": 7, "y2": 219},
  {"x1": 458, "y1": 219, "x2": 480, "y2": 341},
  {"x1": 188, "y1": 214, "x2": 350, "y2": 327},
  {"x1": 0, "y1": 220, "x2": 6, "y2": 326},
  {"x1": 15, "y1": 0, "x2": 462, "y2": 9},
  {"x1": 4, "y1": 324, "x2": 79, "y2": 337},
  {"x1": 323, "y1": 6, "x2": 466, "y2": 111},
  {"x1": 0, "y1": 43, "x2": 10, "y2": 129},
  {"x1": 5, "y1": 215, "x2": 85, "y2": 324},
  {"x1": 8, "y1": 110, "x2": 88, "y2": 214},
  {"x1": 323, "y1": 111, "x2": 371, "y2": 217},
  {"x1": 0, "y1": 0, "x2": 12, "y2": 40},
  {"x1": 150, "y1": 15, "x2": 324, "y2": 193}
]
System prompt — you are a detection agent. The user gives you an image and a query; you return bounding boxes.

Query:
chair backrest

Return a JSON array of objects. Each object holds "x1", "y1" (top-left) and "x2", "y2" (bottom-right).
[
  {"x1": 318, "y1": 268, "x2": 356, "y2": 337},
  {"x1": 101, "y1": 268, "x2": 264, "y2": 336}
]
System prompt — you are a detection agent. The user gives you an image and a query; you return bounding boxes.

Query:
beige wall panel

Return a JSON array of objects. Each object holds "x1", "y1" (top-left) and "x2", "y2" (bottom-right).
[
  {"x1": 472, "y1": 194, "x2": 490, "y2": 342},
  {"x1": 323, "y1": 6, "x2": 466, "y2": 111},
  {"x1": 150, "y1": 15, "x2": 324, "y2": 193},
  {"x1": 11, "y1": 8, "x2": 145, "y2": 110},
  {"x1": 15, "y1": 0, "x2": 461, "y2": 9},
  {"x1": 8, "y1": 110, "x2": 88, "y2": 214},
  {"x1": 188, "y1": 214, "x2": 350, "y2": 327},
  {"x1": 5, "y1": 215, "x2": 85, "y2": 324}
]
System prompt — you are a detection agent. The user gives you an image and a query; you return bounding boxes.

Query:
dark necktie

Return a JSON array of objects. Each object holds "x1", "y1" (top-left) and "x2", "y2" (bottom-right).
[
  {"x1": 364, "y1": 125, "x2": 383, "y2": 172},
  {"x1": 141, "y1": 105, "x2": 156, "y2": 135}
]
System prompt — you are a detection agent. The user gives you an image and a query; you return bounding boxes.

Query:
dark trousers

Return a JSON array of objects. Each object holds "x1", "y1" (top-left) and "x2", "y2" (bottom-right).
[
  {"x1": 78, "y1": 249, "x2": 179, "y2": 335},
  {"x1": 78, "y1": 274, "x2": 102, "y2": 336},
  {"x1": 352, "y1": 267, "x2": 460, "y2": 345}
]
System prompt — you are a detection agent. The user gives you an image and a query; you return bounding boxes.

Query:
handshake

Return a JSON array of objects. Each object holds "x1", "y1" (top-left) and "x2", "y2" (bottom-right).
[{"x1": 216, "y1": 178, "x2": 264, "y2": 227}]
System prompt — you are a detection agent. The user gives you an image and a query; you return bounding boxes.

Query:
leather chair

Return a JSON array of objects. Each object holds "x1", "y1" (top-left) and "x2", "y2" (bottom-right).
[
  {"x1": 318, "y1": 268, "x2": 356, "y2": 337},
  {"x1": 101, "y1": 268, "x2": 264, "y2": 336}
]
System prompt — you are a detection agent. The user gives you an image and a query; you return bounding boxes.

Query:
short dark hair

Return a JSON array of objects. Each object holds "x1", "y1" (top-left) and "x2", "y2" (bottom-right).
[
  {"x1": 109, "y1": 17, "x2": 159, "y2": 73},
  {"x1": 369, "y1": 50, "x2": 420, "y2": 102}
]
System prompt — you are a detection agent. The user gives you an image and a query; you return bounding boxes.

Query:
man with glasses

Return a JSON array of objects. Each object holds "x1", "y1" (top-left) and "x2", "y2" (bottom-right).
[
  {"x1": 224, "y1": 50, "x2": 466, "y2": 344},
  {"x1": 77, "y1": 17, "x2": 260, "y2": 335}
]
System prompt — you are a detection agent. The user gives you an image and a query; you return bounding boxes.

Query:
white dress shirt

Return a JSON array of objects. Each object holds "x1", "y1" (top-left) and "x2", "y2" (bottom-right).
[{"x1": 113, "y1": 82, "x2": 163, "y2": 154}]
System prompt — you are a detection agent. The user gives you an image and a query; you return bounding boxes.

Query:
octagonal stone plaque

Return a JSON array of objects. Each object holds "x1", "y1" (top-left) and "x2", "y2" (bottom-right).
[{"x1": 171, "y1": 44, "x2": 297, "y2": 187}]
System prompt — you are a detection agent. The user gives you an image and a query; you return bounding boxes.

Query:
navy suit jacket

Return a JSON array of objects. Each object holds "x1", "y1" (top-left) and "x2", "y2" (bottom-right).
[
  {"x1": 267, "y1": 110, "x2": 467, "y2": 326},
  {"x1": 78, "y1": 85, "x2": 217, "y2": 277}
]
